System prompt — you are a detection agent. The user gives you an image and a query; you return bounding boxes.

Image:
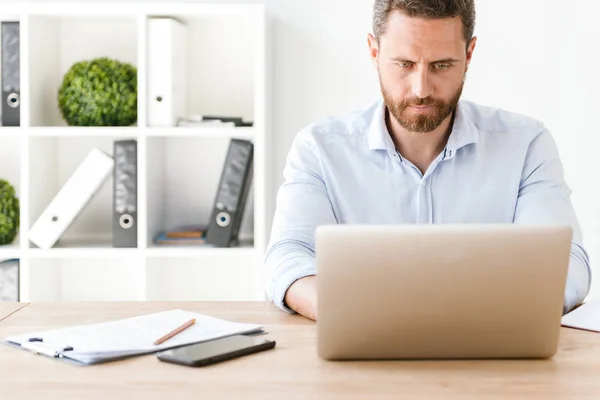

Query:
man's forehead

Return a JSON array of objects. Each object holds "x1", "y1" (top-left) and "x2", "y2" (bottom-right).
[{"x1": 382, "y1": 12, "x2": 465, "y2": 50}]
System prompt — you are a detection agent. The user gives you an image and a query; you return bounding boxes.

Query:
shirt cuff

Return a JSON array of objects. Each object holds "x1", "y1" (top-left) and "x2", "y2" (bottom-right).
[
  {"x1": 272, "y1": 263, "x2": 317, "y2": 314},
  {"x1": 563, "y1": 248, "x2": 591, "y2": 314}
]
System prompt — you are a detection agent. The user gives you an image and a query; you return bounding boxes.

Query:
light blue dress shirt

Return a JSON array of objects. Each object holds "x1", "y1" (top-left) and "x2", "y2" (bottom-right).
[{"x1": 263, "y1": 98, "x2": 591, "y2": 315}]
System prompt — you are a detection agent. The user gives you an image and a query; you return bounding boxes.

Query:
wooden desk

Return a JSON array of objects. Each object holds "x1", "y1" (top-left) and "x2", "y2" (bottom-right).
[{"x1": 1, "y1": 302, "x2": 599, "y2": 400}]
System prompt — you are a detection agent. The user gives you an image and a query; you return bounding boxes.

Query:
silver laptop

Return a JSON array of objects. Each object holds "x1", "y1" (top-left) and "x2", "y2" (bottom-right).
[{"x1": 315, "y1": 224, "x2": 572, "y2": 360}]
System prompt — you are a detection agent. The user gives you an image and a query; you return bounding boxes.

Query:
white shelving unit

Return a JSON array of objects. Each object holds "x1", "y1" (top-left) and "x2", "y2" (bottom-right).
[{"x1": 0, "y1": 2, "x2": 269, "y2": 302}]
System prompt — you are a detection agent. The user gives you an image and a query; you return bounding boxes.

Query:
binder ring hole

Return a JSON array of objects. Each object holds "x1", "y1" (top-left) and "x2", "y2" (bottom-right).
[
  {"x1": 216, "y1": 212, "x2": 231, "y2": 227},
  {"x1": 52, "y1": 216, "x2": 58, "y2": 222},
  {"x1": 7, "y1": 93, "x2": 19, "y2": 108},
  {"x1": 156, "y1": 96, "x2": 163, "y2": 102},
  {"x1": 120, "y1": 214, "x2": 134, "y2": 229}
]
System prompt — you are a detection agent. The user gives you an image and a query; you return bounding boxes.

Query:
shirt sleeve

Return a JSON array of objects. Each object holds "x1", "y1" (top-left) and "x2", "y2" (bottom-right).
[
  {"x1": 263, "y1": 128, "x2": 338, "y2": 313},
  {"x1": 513, "y1": 124, "x2": 591, "y2": 314}
]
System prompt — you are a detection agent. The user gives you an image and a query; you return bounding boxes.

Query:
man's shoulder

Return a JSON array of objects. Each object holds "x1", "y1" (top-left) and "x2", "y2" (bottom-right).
[
  {"x1": 460, "y1": 99, "x2": 545, "y2": 135},
  {"x1": 298, "y1": 100, "x2": 379, "y2": 140}
]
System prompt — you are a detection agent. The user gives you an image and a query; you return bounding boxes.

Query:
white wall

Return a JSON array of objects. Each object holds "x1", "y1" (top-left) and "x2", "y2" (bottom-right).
[{"x1": 462, "y1": 0, "x2": 600, "y2": 298}]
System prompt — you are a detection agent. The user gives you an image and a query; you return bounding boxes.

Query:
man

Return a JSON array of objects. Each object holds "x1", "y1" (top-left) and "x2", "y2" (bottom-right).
[{"x1": 263, "y1": 0, "x2": 591, "y2": 321}]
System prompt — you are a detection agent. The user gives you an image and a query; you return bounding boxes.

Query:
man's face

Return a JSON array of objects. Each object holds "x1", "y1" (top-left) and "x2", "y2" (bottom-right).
[{"x1": 368, "y1": 12, "x2": 476, "y2": 133}]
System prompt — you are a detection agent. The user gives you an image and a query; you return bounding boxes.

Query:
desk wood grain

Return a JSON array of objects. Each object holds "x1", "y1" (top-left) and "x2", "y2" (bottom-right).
[{"x1": 1, "y1": 301, "x2": 599, "y2": 400}]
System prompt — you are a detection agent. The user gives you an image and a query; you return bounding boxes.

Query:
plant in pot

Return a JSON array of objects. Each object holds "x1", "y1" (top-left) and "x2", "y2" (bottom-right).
[
  {"x1": 58, "y1": 57, "x2": 138, "y2": 126},
  {"x1": 0, "y1": 179, "x2": 19, "y2": 245}
]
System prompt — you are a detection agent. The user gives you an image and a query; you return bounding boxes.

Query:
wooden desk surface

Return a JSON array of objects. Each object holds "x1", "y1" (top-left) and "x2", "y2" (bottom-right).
[{"x1": 1, "y1": 301, "x2": 600, "y2": 400}]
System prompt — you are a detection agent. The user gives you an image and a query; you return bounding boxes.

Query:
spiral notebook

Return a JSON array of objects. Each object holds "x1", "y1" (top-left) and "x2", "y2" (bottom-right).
[{"x1": 3, "y1": 309, "x2": 264, "y2": 365}]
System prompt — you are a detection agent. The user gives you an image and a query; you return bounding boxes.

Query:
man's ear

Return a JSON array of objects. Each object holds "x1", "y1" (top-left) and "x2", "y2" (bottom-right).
[
  {"x1": 367, "y1": 33, "x2": 379, "y2": 69},
  {"x1": 465, "y1": 36, "x2": 477, "y2": 70}
]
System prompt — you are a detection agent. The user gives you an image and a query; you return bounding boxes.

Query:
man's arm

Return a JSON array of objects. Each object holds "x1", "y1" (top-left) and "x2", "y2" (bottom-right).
[
  {"x1": 513, "y1": 124, "x2": 591, "y2": 314},
  {"x1": 263, "y1": 128, "x2": 337, "y2": 319}
]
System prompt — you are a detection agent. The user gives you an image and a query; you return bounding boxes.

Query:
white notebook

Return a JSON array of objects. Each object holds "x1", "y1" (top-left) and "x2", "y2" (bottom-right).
[
  {"x1": 561, "y1": 298, "x2": 600, "y2": 332},
  {"x1": 3, "y1": 309, "x2": 264, "y2": 365}
]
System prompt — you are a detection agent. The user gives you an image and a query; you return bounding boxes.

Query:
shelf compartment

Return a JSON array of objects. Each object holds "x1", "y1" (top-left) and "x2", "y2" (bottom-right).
[
  {"x1": 144, "y1": 11, "x2": 258, "y2": 128},
  {"x1": 145, "y1": 251, "x2": 262, "y2": 301},
  {"x1": 27, "y1": 13, "x2": 139, "y2": 127},
  {"x1": 25, "y1": 256, "x2": 144, "y2": 301},
  {"x1": 27, "y1": 135, "x2": 138, "y2": 249},
  {"x1": 146, "y1": 135, "x2": 254, "y2": 249},
  {"x1": 0, "y1": 135, "x2": 22, "y2": 249}
]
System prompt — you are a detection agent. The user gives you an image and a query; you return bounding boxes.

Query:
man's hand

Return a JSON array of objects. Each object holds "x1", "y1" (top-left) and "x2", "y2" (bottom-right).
[{"x1": 284, "y1": 275, "x2": 317, "y2": 321}]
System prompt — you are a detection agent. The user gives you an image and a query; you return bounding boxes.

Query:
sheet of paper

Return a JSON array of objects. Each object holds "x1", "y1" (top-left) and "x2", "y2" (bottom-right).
[
  {"x1": 5, "y1": 309, "x2": 263, "y2": 362},
  {"x1": 561, "y1": 298, "x2": 600, "y2": 332}
]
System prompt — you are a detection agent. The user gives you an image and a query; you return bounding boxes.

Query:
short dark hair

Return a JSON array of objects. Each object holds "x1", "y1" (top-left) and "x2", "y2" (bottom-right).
[{"x1": 372, "y1": 0, "x2": 476, "y2": 47}]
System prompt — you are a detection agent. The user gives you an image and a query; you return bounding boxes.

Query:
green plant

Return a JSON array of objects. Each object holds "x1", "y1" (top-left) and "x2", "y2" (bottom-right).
[
  {"x1": 0, "y1": 179, "x2": 19, "y2": 245},
  {"x1": 58, "y1": 57, "x2": 138, "y2": 126}
]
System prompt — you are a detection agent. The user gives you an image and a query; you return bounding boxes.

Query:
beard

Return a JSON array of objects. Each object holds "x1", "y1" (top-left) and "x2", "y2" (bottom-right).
[{"x1": 380, "y1": 77, "x2": 464, "y2": 133}]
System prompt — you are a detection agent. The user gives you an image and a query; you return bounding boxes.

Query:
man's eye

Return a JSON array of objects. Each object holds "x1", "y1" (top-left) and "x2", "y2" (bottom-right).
[
  {"x1": 397, "y1": 62, "x2": 411, "y2": 68},
  {"x1": 435, "y1": 63, "x2": 450, "y2": 70}
]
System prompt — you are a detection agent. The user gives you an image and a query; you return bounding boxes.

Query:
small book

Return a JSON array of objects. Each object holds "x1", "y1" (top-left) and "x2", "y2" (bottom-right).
[
  {"x1": 165, "y1": 224, "x2": 206, "y2": 238},
  {"x1": 153, "y1": 233, "x2": 206, "y2": 245}
]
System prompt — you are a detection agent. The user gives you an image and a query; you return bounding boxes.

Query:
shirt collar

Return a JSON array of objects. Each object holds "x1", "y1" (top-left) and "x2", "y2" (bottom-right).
[
  {"x1": 367, "y1": 99, "x2": 396, "y2": 154},
  {"x1": 367, "y1": 98, "x2": 479, "y2": 157},
  {"x1": 445, "y1": 100, "x2": 479, "y2": 156}
]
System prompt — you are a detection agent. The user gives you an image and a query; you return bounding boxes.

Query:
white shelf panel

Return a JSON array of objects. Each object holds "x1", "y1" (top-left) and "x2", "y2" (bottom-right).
[
  {"x1": 27, "y1": 127, "x2": 140, "y2": 138},
  {"x1": 7, "y1": 3, "x2": 264, "y2": 17},
  {"x1": 27, "y1": 236, "x2": 139, "y2": 258},
  {"x1": 143, "y1": 126, "x2": 255, "y2": 140},
  {"x1": 146, "y1": 244, "x2": 255, "y2": 258},
  {"x1": 0, "y1": 243, "x2": 21, "y2": 260},
  {"x1": 28, "y1": 248, "x2": 139, "y2": 259}
]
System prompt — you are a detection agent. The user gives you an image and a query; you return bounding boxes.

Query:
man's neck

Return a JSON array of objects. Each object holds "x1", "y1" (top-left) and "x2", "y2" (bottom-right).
[{"x1": 386, "y1": 110, "x2": 454, "y2": 175}]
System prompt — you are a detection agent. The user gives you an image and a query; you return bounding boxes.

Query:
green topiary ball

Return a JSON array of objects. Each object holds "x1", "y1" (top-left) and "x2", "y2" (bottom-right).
[
  {"x1": 0, "y1": 180, "x2": 19, "y2": 245},
  {"x1": 58, "y1": 57, "x2": 137, "y2": 126}
]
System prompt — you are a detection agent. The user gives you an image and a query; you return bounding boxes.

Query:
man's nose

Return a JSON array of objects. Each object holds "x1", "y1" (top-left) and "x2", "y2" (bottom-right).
[{"x1": 410, "y1": 68, "x2": 433, "y2": 99}]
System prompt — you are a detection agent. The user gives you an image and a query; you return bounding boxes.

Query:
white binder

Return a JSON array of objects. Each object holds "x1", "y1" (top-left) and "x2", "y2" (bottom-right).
[
  {"x1": 28, "y1": 148, "x2": 114, "y2": 249},
  {"x1": 147, "y1": 17, "x2": 186, "y2": 127}
]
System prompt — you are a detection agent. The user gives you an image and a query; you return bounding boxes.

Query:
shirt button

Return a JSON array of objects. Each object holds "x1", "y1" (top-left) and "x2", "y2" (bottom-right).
[{"x1": 420, "y1": 181, "x2": 427, "y2": 187}]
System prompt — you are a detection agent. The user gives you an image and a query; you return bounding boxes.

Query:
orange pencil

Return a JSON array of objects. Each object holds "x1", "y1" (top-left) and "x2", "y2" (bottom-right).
[{"x1": 154, "y1": 318, "x2": 196, "y2": 345}]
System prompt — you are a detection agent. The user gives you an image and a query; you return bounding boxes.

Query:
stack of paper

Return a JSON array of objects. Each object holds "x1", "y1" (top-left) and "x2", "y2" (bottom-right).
[
  {"x1": 3, "y1": 309, "x2": 264, "y2": 365},
  {"x1": 561, "y1": 298, "x2": 600, "y2": 332}
]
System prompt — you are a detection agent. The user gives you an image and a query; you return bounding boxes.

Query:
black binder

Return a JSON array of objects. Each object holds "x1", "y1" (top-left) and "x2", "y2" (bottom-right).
[
  {"x1": 112, "y1": 139, "x2": 137, "y2": 247},
  {"x1": 1, "y1": 21, "x2": 20, "y2": 126},
  {"x1": 205, "y1": 139, "x2": 254, "y2": 247}
]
